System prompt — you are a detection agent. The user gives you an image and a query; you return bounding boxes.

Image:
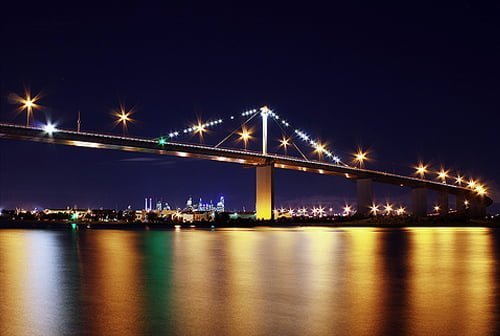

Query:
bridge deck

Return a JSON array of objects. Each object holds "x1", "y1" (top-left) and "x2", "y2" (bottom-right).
[{"x1": 0, "y1": 123, "x2": 491, "y2": 205}]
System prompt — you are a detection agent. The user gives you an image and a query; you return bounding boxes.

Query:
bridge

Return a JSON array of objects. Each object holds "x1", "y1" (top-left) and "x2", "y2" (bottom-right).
[{"x1": 0, "y1": 104, "x2": 491, "y2": 219}]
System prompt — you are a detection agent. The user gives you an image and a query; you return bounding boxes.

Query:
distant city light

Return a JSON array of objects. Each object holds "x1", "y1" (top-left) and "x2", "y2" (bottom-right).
[
  {"x1": 384, "y1": 203, "x2": 393, "y2": 215},
  {"x1": 396, "y1": 206, "x2": 406, "y2": 215},
  {"x1": 370, "y1": 204, "x2": 380, "y2": 216},
  {"x1": 343, "y1": 204, "x2": 353, "y2": 216}
]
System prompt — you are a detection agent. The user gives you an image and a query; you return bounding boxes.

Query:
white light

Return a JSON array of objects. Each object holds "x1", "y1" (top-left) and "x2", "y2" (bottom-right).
[{"x1": 43, "y1": 123, "x2": 57, "y2": 135}]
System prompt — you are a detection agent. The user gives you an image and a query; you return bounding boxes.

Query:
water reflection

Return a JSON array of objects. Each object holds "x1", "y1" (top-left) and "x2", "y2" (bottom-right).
[{"x1": 0, "y1": 228, "x2": 497, "y2": 336}]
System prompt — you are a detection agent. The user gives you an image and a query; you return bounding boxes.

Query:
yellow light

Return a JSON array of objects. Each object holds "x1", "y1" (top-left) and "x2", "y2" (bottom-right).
[
  {"x1": 113, "y1": 104, "x2": 135, "y2": 134},
  {"x1": 434, "y1": 205, "x2": 440, "y2": 212},
  {"x1": 13, "y1": 89, "x2": 41, "y2": 126},
  {"x1": 238, "y1": 127, "x2": 253, "y2": 149},
  {"x1": 455, "y1": 175, "x2": 464, "y2": 185},
  {"x1": 467, "y1": 179, "x2": 477, "y2": 189},
  {"x1": 353, "y1": 148, "x2": 368, "y2": 167},
  {"x1": 343, "y1": 204, "x2": 352, "y2": 215},
  {"x1": 437, "y1": 168, "x2": 449, "y2": 182},
  {"x1": 475, "y1": 184, "x2": 487, "y2": 196},
  {"x1": 415, "y1": 162, "x2": 428, "y2": 178}
]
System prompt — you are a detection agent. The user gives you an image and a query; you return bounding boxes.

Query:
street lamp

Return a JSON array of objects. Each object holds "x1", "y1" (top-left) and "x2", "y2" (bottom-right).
[
  {"x1": 16, "y1": 90, "x2": 40, "y2": 127},
  {"x1": 113, "y1": 105, "x2": 134, "y2": 135},
  {"x1": 238, "y1": 126, "x2": 252, "y2": 150}
]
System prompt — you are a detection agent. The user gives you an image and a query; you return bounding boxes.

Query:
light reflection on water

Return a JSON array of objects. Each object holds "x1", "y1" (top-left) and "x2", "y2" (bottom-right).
[{"x1": 0, "y1": 227, "x2": 498, "y2": 336}]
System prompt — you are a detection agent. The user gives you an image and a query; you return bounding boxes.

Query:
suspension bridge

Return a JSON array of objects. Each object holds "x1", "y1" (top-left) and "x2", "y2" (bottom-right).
[{"x1": 0, "y1": 105, "x2": 492, "y2": 219}]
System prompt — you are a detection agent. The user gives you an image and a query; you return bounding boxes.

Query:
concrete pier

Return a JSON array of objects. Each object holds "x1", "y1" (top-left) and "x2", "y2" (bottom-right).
[
  {"x1": 455, "y1": 193, "x2": 467, "y2": 214},
  {"x1": 437, "y1": 191, "x2": 449, "y2": 215},
  {"x1": 412, "y1": 188, "x2": 428, "y2": 217},
  {"x1": 356, "y1": 178, "x2": 373, "y2": 216},
  {"x1": 256, "y1": 165, "x2": 274, "y2": 220},
  {"x1": 469, "y1": 197, "x2": 486, "y2": 218}
]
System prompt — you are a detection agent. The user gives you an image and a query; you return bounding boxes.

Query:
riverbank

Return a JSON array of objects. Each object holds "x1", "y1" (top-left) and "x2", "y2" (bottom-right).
[{"x1": 1, "y1": 215, "x2": 499, "y2": 230}]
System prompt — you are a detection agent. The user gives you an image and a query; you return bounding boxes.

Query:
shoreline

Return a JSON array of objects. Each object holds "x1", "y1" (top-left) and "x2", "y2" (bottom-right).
[{"x1": 1, "y1": 217, "x2": 499, "y2": 230}]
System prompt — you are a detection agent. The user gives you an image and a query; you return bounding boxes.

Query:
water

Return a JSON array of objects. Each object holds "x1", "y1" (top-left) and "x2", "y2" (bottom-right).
[{"x1": 0, "y1": 227, "x2": 499, "y2": 336}]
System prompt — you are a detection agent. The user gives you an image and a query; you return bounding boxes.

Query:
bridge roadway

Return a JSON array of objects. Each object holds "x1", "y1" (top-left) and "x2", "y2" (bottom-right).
[{"x1": 0, "y1": 123, "x2": 492, "y2": 213}]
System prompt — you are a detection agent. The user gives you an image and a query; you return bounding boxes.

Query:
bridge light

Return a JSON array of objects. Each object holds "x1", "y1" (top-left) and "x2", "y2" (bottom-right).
[
  {"x1": 353, "y1": 148, "x2": 368, "y2": 168},
  {"x1": 158, "y1": 137, "x2": 167, "y2": 146},
  {"x1": 467, "y1": 179, "x2": 477, "y2": 189},
  {"x1": 113, "y1": 104, "x2": 134, "y2": 135},
  {"x1": 434, "y1": 205, "x2": 440, "y2": 212},
  {"x1": 314, "y1": 142, "x2": 326, "y2": 160},
  {"x1": 475, "y1": 184, "x2": 487, "y2": 196},
  {"x1": 238, "y1": 126, "x2": 252, "y2": 150},
  {"x1": 437, "y1": 168, "x2": 449, "y2": 183},
  {"x1": 43, "y1": 122, "x2": 57, "y2": 135},
  {"x1": 415, "y1": 162, "x2": 428, "y2": 178},
  {"x1": 455, "y1": 174, "x2": 464, "y2": 185},
  {"x1": 13, "y1": 89, "x2": 41, "y2": 127},
  {"x1": 279, "y1": 136, "x2": 290, "y2": 153}
]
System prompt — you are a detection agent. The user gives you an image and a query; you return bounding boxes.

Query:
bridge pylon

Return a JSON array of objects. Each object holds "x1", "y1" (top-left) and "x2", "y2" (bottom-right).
[
  {"x1": 356, "y1": 178, "x2": 373, "y2": 217},
  {"x1": 412, "y1": 187, "x2": 428, "y2": 217},
  {"x1": 256, "y1": 163, "x2": 274, "y2": 220}
]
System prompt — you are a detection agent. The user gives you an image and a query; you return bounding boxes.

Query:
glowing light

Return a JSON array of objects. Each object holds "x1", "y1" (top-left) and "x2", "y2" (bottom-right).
[
  {"x1": 353, "y1": 148, "x2": 368, "y2": 167},
  {"x1": 343, "y1": 204, "x2": 353, "y2": 216},
  {"x1": 455, "y1": 174, "x2": 464, "y2": 185},
  {"x1": 396, "y1": 206, "x2": 406, "y2": 216},
  {"x1": 238, "y1": 127, "x2": 253, "y2": 149},
  {"x1": 437, "y1": 168, "x2": 449, "y2": 183},
  {"x1": 369, "y1": 204, "x2": 380, "y2": 216},
  {"x1": 43, "y1": 122, "x2": 57, "y2": 135},
  {"x1": 158, "y1": 137, "x2": 167, "y2": 146},
  {"x1": 475, "y1": 184, "x2": 487, "y2": 196},
  {"x1": 13, "y1": 89, "x2": 42, "y2": 126},
  {"x1": 415, "y1": 162, "x2": 428, "y2": 178},
  {"x1": 384, "y1": 203, "x2": 393, "y2": 215},
  {"x1": 467, "y1": 179, "x2": 477, "y2": 189},
  {"x1": 314, "y1": 142, "x2": 326, "y2": 160},
  {"x1": 279, "y1": 137, "x2": 290, "y2": 153},
  {"x1": 434, "y1": 205, "x2": 440, "y2": 212},
  {"x1": 113, "y1": 104, "x2": 135, "y2": 135}
]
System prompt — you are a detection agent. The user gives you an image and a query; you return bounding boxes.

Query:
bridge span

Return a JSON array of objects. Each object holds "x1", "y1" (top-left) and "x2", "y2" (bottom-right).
[{"x1": 0, "y1": 123, "x2": 491, "y2": 219}]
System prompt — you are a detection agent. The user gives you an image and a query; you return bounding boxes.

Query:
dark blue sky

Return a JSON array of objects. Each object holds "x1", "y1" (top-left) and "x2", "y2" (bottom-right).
[{"x1": 1, "y1": 1, "x2": 499, "y2": 210}]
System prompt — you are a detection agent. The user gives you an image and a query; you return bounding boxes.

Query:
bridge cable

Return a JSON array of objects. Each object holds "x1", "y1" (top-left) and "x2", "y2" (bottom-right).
[
  {"x1": 270, "y1": 117, "x2": 310, "y2": 161},
  {"x1": 214, "y1": 112, "x2": 260, "y2": 148}
]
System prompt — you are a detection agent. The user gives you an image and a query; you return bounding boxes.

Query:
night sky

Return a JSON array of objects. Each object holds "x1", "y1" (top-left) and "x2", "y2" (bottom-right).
[{"x1": 1, "y1": 2, "x2": 499, "y2": 211}]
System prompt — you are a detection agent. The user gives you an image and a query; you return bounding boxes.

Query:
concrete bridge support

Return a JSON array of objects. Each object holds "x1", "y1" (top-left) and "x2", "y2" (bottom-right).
[
  {"x1": 437, "y1": 191, "x2": 449, "y2": 215},
  {"x1": 456, "y1": 193, "x2": 467, "y2": 214},
  {"x1": 256, "y1": 164, "x2": 274, "y2": 220},
  {"x1": 469, "y1": 197, "x2": 486, "y2": 218},
  {"x1": 356, "y1": 178, "x2": 373, "y2": 216},
  {"x1": 412, "y1": 188, "x2": 428, "y2": 217}
]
